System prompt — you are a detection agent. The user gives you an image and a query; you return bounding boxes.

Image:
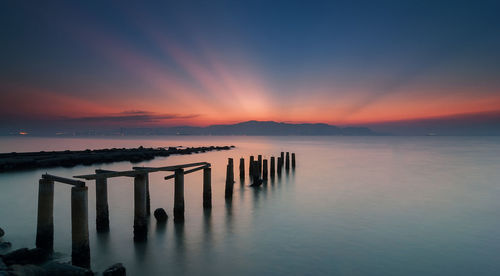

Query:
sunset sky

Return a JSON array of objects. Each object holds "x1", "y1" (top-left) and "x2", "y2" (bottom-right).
[{"x1": 1, "y1": 0, "x2": 499, "y2": 132}]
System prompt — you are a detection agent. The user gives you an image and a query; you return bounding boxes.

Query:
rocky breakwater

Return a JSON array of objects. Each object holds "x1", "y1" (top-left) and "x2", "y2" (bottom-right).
[{"x1": 0, "y1": 145, "x2": 234, "y2": 173}]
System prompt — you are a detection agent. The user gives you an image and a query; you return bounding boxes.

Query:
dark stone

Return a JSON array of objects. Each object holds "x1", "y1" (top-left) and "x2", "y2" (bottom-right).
[
  {"x1": 0, "y1": 241, "x2": 12, "y2": 250},
  {"x1": 0, "y1": 258, "x2": 7, "y2": 270},
  {"x1": 153, "y1": 208, "x2": 168, "y2": 223},
  {"x1": 0, "y1": 227, "x2": 4, "y2": 238},
  {"x1": 103, "y1": 263, "x2": 126, "y2": 276},
  {"x1": 2, "y1": 248, "x2": 50, "y2": 265},
  {"x1": 43, "y1": 261, "x2": 94, "y2": 275}
]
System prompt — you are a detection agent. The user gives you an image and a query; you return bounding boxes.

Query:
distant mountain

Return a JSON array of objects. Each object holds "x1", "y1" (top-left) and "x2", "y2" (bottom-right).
[{"x1": 122, "y1": 121, "x2": 380, "y2": 136}]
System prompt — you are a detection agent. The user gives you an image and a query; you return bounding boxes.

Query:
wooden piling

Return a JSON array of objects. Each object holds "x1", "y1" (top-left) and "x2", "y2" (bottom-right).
[
  {"x1": 239, "y1": 158, "x2": 245, "y2": 179},
  {"x1": 263, "y1": 159, "x2": 268, "y2": 180},
  {"x1": 252, "y1": 161, "x2": 260, "y2": 183},
  {"x1": 228, "y1": 158, "x2": 234, "y2": 183},
  {"x1": 134, "y1": 174, "x2": 148, "y2": 241},
  {"x1": 270, "y1": 157, "x2": 275, "y2": 178},
  {"x1": 249, "y1": 156, "x2": 254, "y2": 177},
  {"x1": 292, "y1": 153, "x2": 296, "y2": 168},
  {"x1": 258, "y1": 155, "x2": 262, "y2": 176},
  {"x1": 277, "y1": 157, "x2": 283, "y2": 176},
  {"x1": 71, "y1": 186, "x2": 90, "y2": 268},
  {"x1": 36, "y1": 178, "x2": 54, "y2": 251},
  {"x1": 225, "y1": 164, "x2": 234, "y2": 199},
  {"x1": 174, "y1": 169, "x2": 185, "y2": 222},
  {"x1": 145, "y1": 174, "x2": 151, "y2": 216},
  {"x1": 203, "y1": 167, "x2": 212, "y2": 209},
  {"x1": 280, "y1": 152, "x2": 284, "y2": 162},
  {"x1": 95, "y1": 176, "x2": 109, "y2": 232},
  {"x1": 286, "y1": 152, "x2": 290, "y2": 171}
]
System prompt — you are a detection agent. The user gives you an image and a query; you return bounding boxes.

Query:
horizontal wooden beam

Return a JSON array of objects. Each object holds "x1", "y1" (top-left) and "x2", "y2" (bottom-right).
[
  {"x1": 164, "y1": 164, "x2": 209, "y2": 180},
  {"x1": 42, "y1": 174, "x2": 85, "y2": 187},
  {"x1": 132, "y1": 162, "x2": 209, "y2": 172},
  {"x1": 75, "y1": 162, "x2": 210, "y2": 180}
]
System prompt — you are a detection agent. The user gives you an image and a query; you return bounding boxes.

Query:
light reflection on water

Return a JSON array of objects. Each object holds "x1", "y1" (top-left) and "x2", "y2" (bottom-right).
[{"x1": 1, "y1": 136, "x2": 500, "y2": 275}]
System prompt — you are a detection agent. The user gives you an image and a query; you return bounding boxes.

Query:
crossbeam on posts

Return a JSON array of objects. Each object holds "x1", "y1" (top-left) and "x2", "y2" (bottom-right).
[
  {"x1": 164, "y1": 164, "x2": 210, "y2": 180},
  {"x1": 74, "y1": 162, "x2": 209, "y2": 180},
  {"x1": 42, "y1": 174, "x2": 85, "y2": 187}
]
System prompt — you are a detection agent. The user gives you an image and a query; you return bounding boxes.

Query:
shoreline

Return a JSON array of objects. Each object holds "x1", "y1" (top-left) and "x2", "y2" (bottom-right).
[{"x1": 0, "y1": 145, "x2": 234, "y2": 173}]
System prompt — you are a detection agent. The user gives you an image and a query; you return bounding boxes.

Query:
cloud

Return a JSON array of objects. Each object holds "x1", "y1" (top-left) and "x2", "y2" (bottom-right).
[{"x1": 68, "y1": 111, "x2": 199, "y2": 123}]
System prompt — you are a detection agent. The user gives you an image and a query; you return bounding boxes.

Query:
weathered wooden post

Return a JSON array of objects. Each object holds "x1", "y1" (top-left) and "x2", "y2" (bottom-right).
[
  {"x1": 277, "y1": 157, "x2": 283, "y2": 176},
  {"x1": 134, "y1": 173, "x2": 148, "y2": 241},
  {"x1": 281, "y1": 152, "x2": 284, "y2": 163},
  {"x1": 258, "y1": 155, "x2": 262, "y2": 176},
  {"x1": 239, "y1": 158, "x2": 245, "y2": 179},
  {"x1": 249, "y1": 156, "x2": 254, "y2": 177},
  {"x1": 95, "y1": 174, "x2": 109, "y2": 232},
  {"x1": 71, "y1": 185, "x2": 90, "y2": 268},
  {"x1": 203, "y1": 167, "x2": 212, "y2": 209},
  {"x1": 228, "y1": 158, "x2": 234, "y2": 183},
  {"x1": 286, "y1": 152, "x2": 290, "y2": 171},
  {"x1": 145, "y1": 174, "x2": 151, "y2": 216},
  {"x1": 252, "y1": 161, "x2": 260, "y2": 183},
  {"x1": 263, "y1": 159, "x2": 268, "y2": 180},
  {"x1": 225, "y1": 164, "x2": 234, "y2": 199},
  {"x1": 36, "y1": 178, "x2": 54, "y2": 251},
  {"x1": 292, "y1": 153, "x2": 296, "y2": 168},
  {"x1": 270, "y1": 157, "x2": 275, "y2": 178},
  {"x1": 174, "y1": 169, "x2": 185, "y2": 222}
]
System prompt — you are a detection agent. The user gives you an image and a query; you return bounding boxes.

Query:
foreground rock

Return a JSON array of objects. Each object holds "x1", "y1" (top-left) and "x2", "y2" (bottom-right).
[
  {"x1": 1, "y1": 248, "x2": 50, "y2": 266},
  {"x1": 153, "y1": 208, "x2": 168, "y2": 223},
  {"x1": 103, "y1": 263, "x2": 126, "y2": 276},
  {"x1": 0, "y1": 227, "x2": 4, "y2": 238},
  {"x1": 0, "y1": 145, "x2": 234, "y2": 172}
]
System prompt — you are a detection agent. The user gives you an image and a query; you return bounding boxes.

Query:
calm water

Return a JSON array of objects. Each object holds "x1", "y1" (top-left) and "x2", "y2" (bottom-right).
[{"x1": 1, "y1": 136, "x2": 500, "y2": 275}]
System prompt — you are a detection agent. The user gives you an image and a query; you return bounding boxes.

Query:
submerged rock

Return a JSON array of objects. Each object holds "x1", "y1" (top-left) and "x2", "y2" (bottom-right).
[
  {"x1": 42, "y1": 261, "x2": 93, "y2": 275},
  {"x1": 0, "y1": 227, "x2": 4, "y2": 238},
  {"x1": 103, "y1": 263, "x2": 126, "y2": 276},
  {"x1": 9, "y1": 264, "x2": 46, "y2": 275},
  {"x1": 2, "y1": 248, "x2": 50, "y2": 265},
  {"x1": 154, "y1": 208, "x2": 168, "y2": 223},
  {"x1": 0, "y1": 241, "x2": 11, "y2": 250}
]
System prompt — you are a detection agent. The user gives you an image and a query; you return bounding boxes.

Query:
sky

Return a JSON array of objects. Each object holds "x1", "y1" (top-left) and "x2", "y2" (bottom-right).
[{"x1": 1, "y1": 0, "x2": 499, "y2": 133}]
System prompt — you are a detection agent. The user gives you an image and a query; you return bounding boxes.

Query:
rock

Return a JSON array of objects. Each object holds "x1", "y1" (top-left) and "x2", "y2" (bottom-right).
[
  {"x1": 153, "y1": 208, "x2": 168, "y2": 223},
  {"x1": 0, "y1": 258, "x2": 7, "y2": 270},
  {"x1": 102, "y1": 263, "x2": 126, "y2": 276},
  {"x1": 9, "y1": 264, "x2": 46, "y2": 275},
  {"x1": 0, "y1": 242, "x2": 11, "y2": 250},
  {"x1": 0, "y1": 227, "x2": 4, "y2": 238},
  {"x1": 2, "y1": 248, "x2": 50, "y2": 265},
  {"x1": 42, "y1": 261, "x2": 93, "y2": 275}
]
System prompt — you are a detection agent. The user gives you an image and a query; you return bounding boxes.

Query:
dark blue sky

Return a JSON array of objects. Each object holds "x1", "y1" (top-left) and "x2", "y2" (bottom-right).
[{"x1": 1, "y1": 0, "x2": 499, "y2": 133}]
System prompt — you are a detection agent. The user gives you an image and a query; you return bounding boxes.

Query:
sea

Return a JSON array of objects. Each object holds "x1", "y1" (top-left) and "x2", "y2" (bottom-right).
[{"x1": 0, "y1": 136, "x2": 499, "y2": 275}]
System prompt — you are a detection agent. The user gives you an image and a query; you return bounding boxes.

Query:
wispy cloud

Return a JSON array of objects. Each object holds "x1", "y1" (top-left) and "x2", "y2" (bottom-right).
[{"x1": 68, "y1": 111, "x2": 199, "y2": 123}]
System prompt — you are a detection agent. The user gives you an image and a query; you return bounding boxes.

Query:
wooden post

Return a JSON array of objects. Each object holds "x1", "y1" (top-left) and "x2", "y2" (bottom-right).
[
  {"x1": 95, "y1": 176, "x2": 109, "y2": 232},
  {"x1": 270, "y1": 157, "x2": 275, "y2": 178},
  {"x1": 203, "y1": 167, "x2": 212, "y2": 209},
  {"x1": 280, "y1": 152, "x2": 284, "y2": 163},
  {"x1": 249, "y1": 156, "x2": 254, "y2": 177},
  {"x1": 239, "y1": 158, "x2": 245, "y2": 179},
  {"x1": 286, "y1": 152, "x2": 290, "y2": 171},
  {"x1": 36, "y1": 178, "x2": 54, "y2": 251},
  {"x1": 258, "y1": 155, "x2": 262, "y2": 176},
  {"x1": 145, "y1": 173, "x2": 151, "y2": 216},
  {"x1": 174, "y1": 169, "x2": 185, "y2": 222},
  {"x1": 134, "y1": 174, "x2": 148, "y2": 241},
  {"x1": 252, "y1": 161, "x2": 260, "y2": 183},
  {"x1": 292, "y1": 153, "x2": 296, "y2": 168},
  {"x1": 71, "y1": 185, "x2": 90, "y2": 268},
  {"x1": 228, "y1": 158, "x2": 234, "y2": 183},
  {"x1": 225, "y1": 164, "x2": 234, "y2": 199},
  {"x1": 277, "y1": 157, "x2": 282, "y2": 176},
  {"x1": 263, "y1": 159, "x2": 268, "y2": 180}
]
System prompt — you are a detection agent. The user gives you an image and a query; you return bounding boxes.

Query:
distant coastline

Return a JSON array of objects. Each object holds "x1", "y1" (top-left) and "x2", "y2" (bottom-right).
[{"x1": 1, "y1": 120, "x2": 384, "y2": 137}]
